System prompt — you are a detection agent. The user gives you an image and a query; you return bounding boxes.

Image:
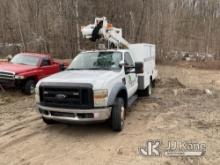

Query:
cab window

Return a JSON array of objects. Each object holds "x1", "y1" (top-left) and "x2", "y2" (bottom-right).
[
  {"x1": 124, "y1": 52, "x2": 134, "y2": 67},
  {"x1": 41, "y1": 59, "x2": 51, "y2": 67}
]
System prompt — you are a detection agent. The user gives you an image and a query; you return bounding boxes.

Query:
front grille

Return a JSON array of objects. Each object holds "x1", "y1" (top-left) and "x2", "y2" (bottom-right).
[
  {"x1": 39, "y1": 83, "x2": 93, "y2": 109},
  {"x1": 0, "y1": 71, "x2": 15, "y2": 80},
  {"x1": 0, "y1": 79, "x2": 14, "y2": 86}
]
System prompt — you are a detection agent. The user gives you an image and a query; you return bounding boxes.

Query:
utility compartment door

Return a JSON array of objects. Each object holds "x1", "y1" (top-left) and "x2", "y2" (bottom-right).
[
  {"x1": 128, "y1": 43, "x2": 156, "y2": 90},
  {"x1": 124, "y1": 52, "x2": 138, "y2": 98}
]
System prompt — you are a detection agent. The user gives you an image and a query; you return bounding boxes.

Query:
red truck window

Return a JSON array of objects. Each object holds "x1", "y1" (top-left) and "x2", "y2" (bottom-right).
[{"x1": 41, "y1": 59, "x2": 51, "y2": 67}]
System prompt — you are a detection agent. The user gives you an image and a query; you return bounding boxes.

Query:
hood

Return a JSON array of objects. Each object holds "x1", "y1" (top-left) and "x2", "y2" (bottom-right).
[
  {"x1": 39, "y1": 70, "x2": 120, "y2": 89},
  {"x1": 0, "y1": 63, "x2": 37, "y2": 74}
]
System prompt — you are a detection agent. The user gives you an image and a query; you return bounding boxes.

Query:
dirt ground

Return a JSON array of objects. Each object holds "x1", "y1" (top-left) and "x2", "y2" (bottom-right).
[{"x1": 0, "y1": 65, "x2": 220, "y2": 165}]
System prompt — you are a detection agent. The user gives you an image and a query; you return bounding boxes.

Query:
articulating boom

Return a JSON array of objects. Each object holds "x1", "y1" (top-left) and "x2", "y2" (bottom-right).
[{"x1": 81, "y1": 17, "x2": 129, "y2": 48}]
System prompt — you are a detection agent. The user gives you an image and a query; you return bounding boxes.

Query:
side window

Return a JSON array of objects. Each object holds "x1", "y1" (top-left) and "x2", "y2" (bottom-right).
[
  {"x1": 41, "y1": 59, "x2": 51, "y2": 67},
  {"x1": 124, "y1": 52, "x2": 134, "y2": 67}
]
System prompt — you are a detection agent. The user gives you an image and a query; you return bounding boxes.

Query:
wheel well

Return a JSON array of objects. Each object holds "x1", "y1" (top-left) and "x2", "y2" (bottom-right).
[
  {"x1": 25, "y1": 76, "x2": 38, "y2": 83},
  {"x1": 116, "y1": 89, "x2": 128, "y2": 109}
]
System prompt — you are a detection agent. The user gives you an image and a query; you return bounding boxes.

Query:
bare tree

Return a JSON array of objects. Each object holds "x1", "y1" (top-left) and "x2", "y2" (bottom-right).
[{"x1": 0, "y1": 0, "x2": 220, "y2": 59}]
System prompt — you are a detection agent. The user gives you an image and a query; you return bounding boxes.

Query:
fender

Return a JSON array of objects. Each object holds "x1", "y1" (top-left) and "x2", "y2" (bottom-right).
[{"x1": 107, "y1": 82, "x2": 128, "y2": 106}]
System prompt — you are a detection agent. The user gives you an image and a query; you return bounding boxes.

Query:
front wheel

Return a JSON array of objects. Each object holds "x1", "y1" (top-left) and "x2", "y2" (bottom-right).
[
  {"x1": 22, "y1": 79, "x2": 35, "y2": 95},
  {"x1": 111, "y1": 98, "x2": 125, "y2": 132}
]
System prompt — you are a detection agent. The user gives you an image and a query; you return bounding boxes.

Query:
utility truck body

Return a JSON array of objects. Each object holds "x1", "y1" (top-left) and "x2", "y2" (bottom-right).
[
  {"x1": 35, "y1": 17, "x2": 157, "y2": 131},
  {"x1": 129, "y1": 44, "x2": 157, "y2": 90}
]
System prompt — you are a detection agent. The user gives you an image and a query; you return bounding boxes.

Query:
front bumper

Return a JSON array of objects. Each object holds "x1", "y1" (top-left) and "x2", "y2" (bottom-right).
[
  {"x1": 0, "y1": 79, "x2": 15, "y2": 87},
  {"x1": 37, "y1": 104, "x2": 112, "y2": 123},
  {"x1": 0, "y1": 79, "x2": 23, "y2": 88}
]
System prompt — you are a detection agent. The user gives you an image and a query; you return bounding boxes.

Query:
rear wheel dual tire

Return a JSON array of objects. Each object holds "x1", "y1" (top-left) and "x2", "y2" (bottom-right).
[
  {"x1": 111, "y1": 98, "x2": 125, "y2": 132},
  {"x1": 138, "y1": 78, "x2": 153, "y2": 97},
  {"x1": 146, "y1": 79, "x2": 152, "y2": 96}
]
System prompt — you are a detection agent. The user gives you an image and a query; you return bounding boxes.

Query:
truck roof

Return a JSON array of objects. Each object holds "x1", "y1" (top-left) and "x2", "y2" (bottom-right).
[
  {"x1": 81, "y1": 49, "x2": 129, "y2": 53},
  {"x1": 20, "y1": 52, "x2": 51, "y2": 58}
]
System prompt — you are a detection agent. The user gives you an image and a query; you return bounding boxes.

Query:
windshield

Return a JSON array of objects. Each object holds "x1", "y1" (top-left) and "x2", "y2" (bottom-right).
[
  {"x1": 11, "y1": 54, "x2": 40, "y2": 66},
  {"x1": 68, "y1": 52, "x2": 122, "y2": 70}
]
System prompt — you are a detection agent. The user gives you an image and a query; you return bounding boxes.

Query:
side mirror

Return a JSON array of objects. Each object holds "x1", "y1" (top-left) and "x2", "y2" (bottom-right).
[
  {"x1": 135, "y1": 62, "x2": 144, "y2": 74},
  {"x1": 119, "y1": 61, "x2": 125, "y2": 67},
  {"x1": 7, "y1": 55, "x2": 12, "y2": 62},
  {"x1": 60, "y1": 64, "x2": 65, "y2": 71},
  {"x1": 124, "y1": 65, "x2": 135, "y2": 74}
]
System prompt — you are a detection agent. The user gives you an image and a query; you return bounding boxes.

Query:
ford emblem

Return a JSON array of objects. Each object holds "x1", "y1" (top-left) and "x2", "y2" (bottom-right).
[
  {"x1": 73, "y1": 92, "x2": 79, "y2": 96},
  {"x1": 56, "y1": 94, "x2": 66, "y2": 99}
]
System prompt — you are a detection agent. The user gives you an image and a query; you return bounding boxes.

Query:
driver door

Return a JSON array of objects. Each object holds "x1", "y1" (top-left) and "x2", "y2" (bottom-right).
[
  {"x1": 124, "y1": 52, "x2": 138, "y2": 98},
  {"x1": 40, "y1": 58, "x2": 57, "y2": 78}
]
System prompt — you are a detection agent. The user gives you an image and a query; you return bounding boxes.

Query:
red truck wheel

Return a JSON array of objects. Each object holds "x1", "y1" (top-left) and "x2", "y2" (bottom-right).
[{"x1": 22, "y1": 79, "x2": 35, "y2": 95}]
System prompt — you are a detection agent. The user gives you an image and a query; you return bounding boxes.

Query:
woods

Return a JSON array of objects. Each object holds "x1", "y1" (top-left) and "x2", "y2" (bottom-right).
[{"x1": 0, "y1": 0, "x2": 220, "y2": 60}]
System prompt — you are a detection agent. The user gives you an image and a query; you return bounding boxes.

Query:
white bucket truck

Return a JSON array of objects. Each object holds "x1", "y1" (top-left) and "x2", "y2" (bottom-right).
[{"x1": 35, "y1": 17, "x2": 158, "y2": 131}]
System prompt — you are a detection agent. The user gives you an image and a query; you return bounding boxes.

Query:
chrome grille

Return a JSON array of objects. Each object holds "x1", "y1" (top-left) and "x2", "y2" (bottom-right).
[
  {"x1": 0, "y1": 71, "x2": 15, "y2": 80},
  {"x1": 39, "y1": 83, "x2": 94, "y2": 109}
]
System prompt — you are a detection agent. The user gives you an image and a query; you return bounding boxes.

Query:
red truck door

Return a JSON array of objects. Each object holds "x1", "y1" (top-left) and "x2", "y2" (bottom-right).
[{"x1": 40, "y1": 58, "x2": 60, "y2": 78}]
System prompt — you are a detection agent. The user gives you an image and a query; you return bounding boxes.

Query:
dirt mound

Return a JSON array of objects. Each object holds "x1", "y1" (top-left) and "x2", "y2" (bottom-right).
[{"x1": 157, "y1": 78, "x2": 185, "y2": 88}]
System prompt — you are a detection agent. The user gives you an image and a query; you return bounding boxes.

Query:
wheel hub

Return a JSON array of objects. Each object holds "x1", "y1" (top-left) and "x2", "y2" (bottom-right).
[{"x1": 30, "y1": 84, "x2": 35, "y2": 94}]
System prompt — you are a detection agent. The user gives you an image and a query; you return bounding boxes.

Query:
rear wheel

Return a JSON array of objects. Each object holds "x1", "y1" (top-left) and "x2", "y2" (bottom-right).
[
  {"x1": 138, "y1": 78, "x2": 153, "y2": 97},
  {"x1": 111, "y1": 98, "x2": 125, "y2": 132},
  {"x1": 22, "y1": 79, "x2": 35, "y2": 95},
  {"x1": 146, "y1": 79, "x2": 152, "y2": 96}
]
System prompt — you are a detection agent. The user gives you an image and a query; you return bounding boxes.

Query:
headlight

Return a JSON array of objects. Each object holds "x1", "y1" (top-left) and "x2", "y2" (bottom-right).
[
  {"x1": 15, "y1": 75, "x2": 25, "y2": 79},
  {"x1": 35, "y1": 87, "x2": 40, "y2": 103},
  {"x1": 94, "y1": 89, "x2": 108, "y2": 107}
]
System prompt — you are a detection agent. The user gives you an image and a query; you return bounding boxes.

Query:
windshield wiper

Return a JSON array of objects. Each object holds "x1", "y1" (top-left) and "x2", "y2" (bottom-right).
[
  {"x1": 17, "y1": 62, "x2": 28, "y2": 65},
  {"x1": 85, "y1": 68, "x2": 112, "y2": 70},
  {"x1": 67, "y1": 68, "x2": 112, "y2": 71},
  {"x1": 66, "y1": 68, "x2": 83, "y2": 70}
]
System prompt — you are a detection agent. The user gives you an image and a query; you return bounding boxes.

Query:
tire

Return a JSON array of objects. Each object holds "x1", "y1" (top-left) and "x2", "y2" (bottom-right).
[
  {"x1": 22, "y1": 79, "x2": 35, "y2": 95},
  {"x1": 111, "y1": 98, "x2": 125, "y2": 132},
  {"x1": 42, "y1": 117, "x2": 56, "y2": 125},
  {"x1": 146, "y1": 79, "x2": 152, "y2": 96}
]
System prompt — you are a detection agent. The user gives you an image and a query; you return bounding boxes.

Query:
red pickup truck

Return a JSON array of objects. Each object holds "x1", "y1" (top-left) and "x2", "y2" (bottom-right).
[{"x1": 0, "y1": 52, "x2": 67, "y2": 95}]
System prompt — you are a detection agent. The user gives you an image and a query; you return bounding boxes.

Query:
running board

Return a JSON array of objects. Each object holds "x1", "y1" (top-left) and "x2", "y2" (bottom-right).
[{"x1": 128, "y1": 95, "x2": 138, "y2": 107}]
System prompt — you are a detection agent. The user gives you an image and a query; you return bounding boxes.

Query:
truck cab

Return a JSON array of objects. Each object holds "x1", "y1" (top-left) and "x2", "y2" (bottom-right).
[{"x1": 36, "y1": 46, "x2": 157, "y2": 131}]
